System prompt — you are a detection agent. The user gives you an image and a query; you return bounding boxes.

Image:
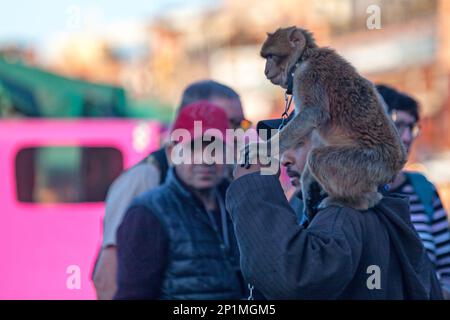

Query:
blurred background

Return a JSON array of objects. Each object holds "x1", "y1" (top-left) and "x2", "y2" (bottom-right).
[
  {"x1": 2, "y1": 0, "x2": 450, "y2": 299},
  {"x1": 1, "y1": 0, "x2": 450, "y2": 208}
]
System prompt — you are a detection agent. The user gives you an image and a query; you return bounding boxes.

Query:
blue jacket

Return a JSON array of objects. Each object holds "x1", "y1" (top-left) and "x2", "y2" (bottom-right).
[
  {"x1": 118, "y1": 168, "x2": 244, "y2": 300},
  {"x1": 226, "y1": 172, "x2": 443, "y2": 300}
]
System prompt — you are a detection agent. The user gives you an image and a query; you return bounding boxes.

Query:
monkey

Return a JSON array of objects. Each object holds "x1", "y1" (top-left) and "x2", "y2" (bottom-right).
[{"x1": 245, "y1": 26, "x2": 407, "y2": 211}]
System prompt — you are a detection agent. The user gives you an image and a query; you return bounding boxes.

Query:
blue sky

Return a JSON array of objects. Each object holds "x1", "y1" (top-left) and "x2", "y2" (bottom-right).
[{"x1": 0, "y1": 0, "x2": 217, "y2": 44}]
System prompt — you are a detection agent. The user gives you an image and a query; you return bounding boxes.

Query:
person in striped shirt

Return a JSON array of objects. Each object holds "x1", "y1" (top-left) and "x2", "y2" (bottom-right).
[{"x1": 377, "y1": 84, "x2": 450, "y2": 299}]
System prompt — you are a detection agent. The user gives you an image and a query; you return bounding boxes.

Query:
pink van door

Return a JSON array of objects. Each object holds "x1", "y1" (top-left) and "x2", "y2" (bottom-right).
[{"x1": 0, "y1": 119, "x2": 161, "y2": 299}]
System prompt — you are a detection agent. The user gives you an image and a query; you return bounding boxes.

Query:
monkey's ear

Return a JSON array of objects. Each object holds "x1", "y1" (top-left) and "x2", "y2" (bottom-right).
[{"x1": 287, "y1": 28, "x2": 305, "y2": 49}]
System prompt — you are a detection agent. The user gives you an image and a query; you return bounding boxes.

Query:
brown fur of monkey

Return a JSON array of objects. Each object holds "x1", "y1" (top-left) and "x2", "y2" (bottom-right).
[{"x1": 259, "y1": 27, "x2": 407, "y2": 211}]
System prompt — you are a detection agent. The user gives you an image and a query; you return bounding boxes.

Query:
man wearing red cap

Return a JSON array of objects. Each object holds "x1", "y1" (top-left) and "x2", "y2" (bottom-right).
[
  {"x1": 94, "y1": 80, "x2": 250, "y2": 300},
  {"x1": 114, "y1": 101, "x2": 245, "y2": 300}
]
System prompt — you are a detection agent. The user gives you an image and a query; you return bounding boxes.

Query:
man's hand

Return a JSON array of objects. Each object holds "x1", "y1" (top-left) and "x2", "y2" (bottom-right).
[
  {"x1": 234, "y1": 142, "x2": 280, "y2": 179},
  {"x1": 443, "y1": 288, "x2": 450, "y2": 300},
  {"x1": 92, "y1": 246, "x2": 118, "y2": 300}
]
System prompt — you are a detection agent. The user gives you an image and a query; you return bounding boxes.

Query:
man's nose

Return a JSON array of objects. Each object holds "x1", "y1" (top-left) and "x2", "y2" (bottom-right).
[
  {"x1": 401, "y1": 128, "x2": 413, "y2": 144},
  {"x1": 281, "y1": 151, "x2": 293, "y2": 167}
]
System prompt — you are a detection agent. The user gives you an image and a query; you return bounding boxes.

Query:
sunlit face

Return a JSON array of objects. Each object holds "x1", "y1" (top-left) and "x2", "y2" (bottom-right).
[
  {"x1": 263, "y1": 54, "x2": 288, "y2": 88},
  {"x1": 168, "y1": 138, "x2": 225, "y2": 191},
  {"x1": 392, "y1": 110, "x2": 419, "y2": 155},
  {"x1": 281, "y1": 137, "x2": 313, "y2": 194}
]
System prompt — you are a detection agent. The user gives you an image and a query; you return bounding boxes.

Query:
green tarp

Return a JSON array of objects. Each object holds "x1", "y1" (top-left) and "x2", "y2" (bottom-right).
[{"x1": 0, "y1": 58, "x2": 173, "y2": 123}]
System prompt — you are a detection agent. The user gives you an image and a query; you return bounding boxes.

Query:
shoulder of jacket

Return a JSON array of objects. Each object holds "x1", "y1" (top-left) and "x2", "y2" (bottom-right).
[
  {"x1": 404, "y1": 171, "x2": 436, "y2": 190},
  {"x1": 112, "y1": 160, "x2": 160, "y2": 187}
]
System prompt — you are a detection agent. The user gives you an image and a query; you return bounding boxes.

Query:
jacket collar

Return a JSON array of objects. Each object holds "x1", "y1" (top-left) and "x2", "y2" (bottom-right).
[
  {"x1": 165, "y1": 167, "x2": 230, "y2": 247},
  {"x1": 165, "y1": 167, "x2": 228, "y2": 211},
  {"x1": 165, "y1": 167, "x2": 193, "y2": 200}
]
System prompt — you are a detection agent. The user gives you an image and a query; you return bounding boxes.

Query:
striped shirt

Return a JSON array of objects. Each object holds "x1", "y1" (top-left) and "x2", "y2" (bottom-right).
[{"x1": 391, "y1": 177, "x2": 450, "y2": 291}]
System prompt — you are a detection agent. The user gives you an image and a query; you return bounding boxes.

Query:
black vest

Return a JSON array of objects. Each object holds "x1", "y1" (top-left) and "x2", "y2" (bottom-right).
[
  {"x1": 131, "y1": 168, "x2": 244, "y2": 300},
  {"x1": 141, "y1": 147, "x2": 169, "y2": 184}
]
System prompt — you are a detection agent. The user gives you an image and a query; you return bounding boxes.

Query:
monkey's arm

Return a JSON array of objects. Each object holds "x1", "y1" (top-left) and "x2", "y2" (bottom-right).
[
  {"x1": 240, "y1": 67, "x2": 328, "y2": 166},
  {"x1": 274, "y1": 107, "x2": 318, "y2": 153},
  {"x1": 272, "y1": 78, "x2": 329, "y2": 154}
]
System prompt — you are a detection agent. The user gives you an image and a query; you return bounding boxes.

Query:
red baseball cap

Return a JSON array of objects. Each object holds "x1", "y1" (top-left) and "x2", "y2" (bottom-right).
[{"x1": 170, "y1": 100, "x2": 230, "y2": 144}]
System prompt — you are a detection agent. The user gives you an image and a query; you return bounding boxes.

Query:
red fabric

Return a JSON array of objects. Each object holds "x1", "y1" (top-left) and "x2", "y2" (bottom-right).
[{"x1": 170, "y1": 101, "x2": 230, "y2": 143}]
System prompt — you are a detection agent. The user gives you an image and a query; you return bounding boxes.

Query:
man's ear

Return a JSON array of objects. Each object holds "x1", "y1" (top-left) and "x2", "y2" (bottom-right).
[
  {"x1": 288, "y1": 28, "x2": 305, "y2": 49},
  {"x1": 165, "y1": 144, "x2": 174, "y2": 166}
]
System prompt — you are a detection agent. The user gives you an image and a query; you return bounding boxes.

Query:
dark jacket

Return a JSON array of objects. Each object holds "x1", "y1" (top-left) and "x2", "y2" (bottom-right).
[
  {"x1": 225, "y1": 172, "x2": 443, "y2": 300},
  {"x1": 117, "y1": 168, "x2": 244, "y2": 300},
  {"x1": 289, "y1": 193, "x2": 306, "y2": 225}
]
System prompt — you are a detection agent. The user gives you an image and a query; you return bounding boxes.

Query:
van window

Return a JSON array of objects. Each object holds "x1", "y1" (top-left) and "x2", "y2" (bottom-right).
[{"x1": 15, "y1": 147, "x2": 123, "y2": 203}]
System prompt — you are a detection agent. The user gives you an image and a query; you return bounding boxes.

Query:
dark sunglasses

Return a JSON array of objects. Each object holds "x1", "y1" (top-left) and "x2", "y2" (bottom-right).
[{"x1": 229, "y1": 118, "x2": 252, "y2": 131}]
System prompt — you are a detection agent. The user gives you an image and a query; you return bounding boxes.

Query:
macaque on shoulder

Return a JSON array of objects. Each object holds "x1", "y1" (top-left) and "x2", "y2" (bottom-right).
[{"x1": 248, "y1": 26, "x2": 406, "y2": 211}]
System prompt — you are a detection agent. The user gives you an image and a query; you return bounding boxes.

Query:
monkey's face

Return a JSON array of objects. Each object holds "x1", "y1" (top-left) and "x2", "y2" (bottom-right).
[
  {"x1": 260, "y1": 27, "x2": 307, "y2": 89},
  {"x1": 263, "y1": 53, "x2": 289, "y2": 88}
]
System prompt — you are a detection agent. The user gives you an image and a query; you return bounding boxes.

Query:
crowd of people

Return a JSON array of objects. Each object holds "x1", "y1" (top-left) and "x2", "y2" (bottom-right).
[{"x1": 91, "y1": 79, "x2": 450, "y2": 300}]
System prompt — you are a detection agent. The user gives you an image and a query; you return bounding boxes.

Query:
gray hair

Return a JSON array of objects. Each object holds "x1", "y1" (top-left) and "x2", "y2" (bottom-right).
[{"x1": 178, "y1": 80, "x2": 240, "y2": 110}]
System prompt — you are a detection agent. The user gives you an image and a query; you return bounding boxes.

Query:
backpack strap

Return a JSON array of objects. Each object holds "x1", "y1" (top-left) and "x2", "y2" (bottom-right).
[
  {"x1": 143, "y1": 147, "x2": 169, "y2": 184},
  {"x1": 404, "y1": 171, "x2": 435, "y2": 223}
]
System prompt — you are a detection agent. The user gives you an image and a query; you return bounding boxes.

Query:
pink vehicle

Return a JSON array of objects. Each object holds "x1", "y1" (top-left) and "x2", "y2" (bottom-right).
[{"x1": 0, "y1": 119, "x2": 161, "y2": 299}]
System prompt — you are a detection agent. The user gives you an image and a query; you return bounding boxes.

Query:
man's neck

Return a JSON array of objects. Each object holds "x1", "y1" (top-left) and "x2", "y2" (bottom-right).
[
  {"x1": 192, "y1": 188, "x2": 217, "y2": 211},
  {"x1": 173, "y1": 167, "x2": 218, "y2": 211}
]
